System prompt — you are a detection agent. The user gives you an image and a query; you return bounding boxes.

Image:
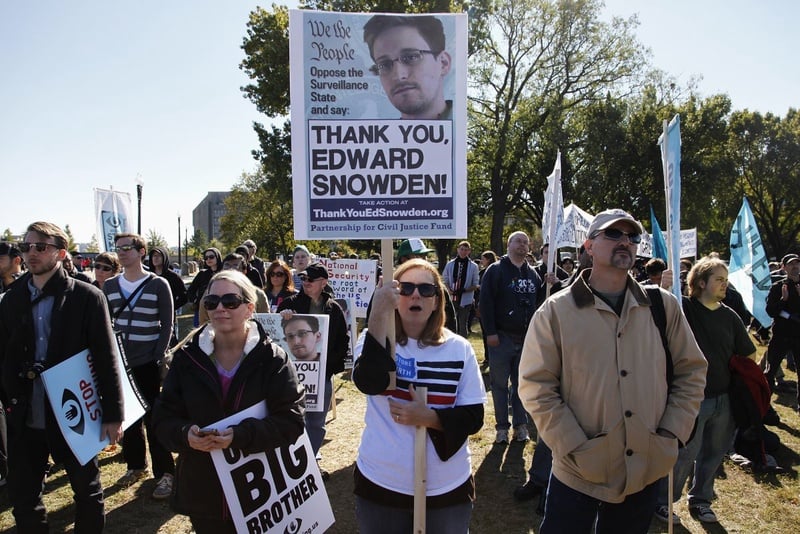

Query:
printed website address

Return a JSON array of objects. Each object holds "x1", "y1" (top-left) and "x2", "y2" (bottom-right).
[{"x1": 312, "y1": 207, "x2": 450, "y2": 219}]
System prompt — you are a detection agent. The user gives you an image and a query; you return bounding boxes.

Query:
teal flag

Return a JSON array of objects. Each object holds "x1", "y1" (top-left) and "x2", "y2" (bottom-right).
[
  {"x1": 728, "y1": 197, "x2": 772, "y2": 327},
  {"x1": 649, "y1": 206, "x2": 668, "y2": 261}
]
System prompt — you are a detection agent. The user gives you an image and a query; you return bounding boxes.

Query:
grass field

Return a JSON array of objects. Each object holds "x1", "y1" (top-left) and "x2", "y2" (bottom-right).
[{"x1": 1, "y1": 329, "x2": 799, "y2": 533}]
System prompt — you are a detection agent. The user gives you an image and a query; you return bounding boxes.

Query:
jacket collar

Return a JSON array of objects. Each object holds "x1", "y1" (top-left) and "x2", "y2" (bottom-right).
[
  {"x1": 570, "y1": 268, "x2": 651, "y2": 308},
  {"x1": 197, "y1": 320, "x2": 261, "y2": 356}
]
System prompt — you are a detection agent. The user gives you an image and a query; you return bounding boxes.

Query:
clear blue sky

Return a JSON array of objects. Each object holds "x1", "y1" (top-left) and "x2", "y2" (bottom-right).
[{"x1": 1, "y1": 1, "x2": 796, "y2": 246}]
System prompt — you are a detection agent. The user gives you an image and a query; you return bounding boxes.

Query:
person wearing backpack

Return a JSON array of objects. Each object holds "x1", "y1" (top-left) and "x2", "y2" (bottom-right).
[{"x1": 519, "y1": 209, "x2": 707, "y2": 534}]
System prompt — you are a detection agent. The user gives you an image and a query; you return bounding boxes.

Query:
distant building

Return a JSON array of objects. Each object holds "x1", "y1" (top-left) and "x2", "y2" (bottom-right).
[{"x1": 193, "y1": 191, "x2": 230, "y2": 241}]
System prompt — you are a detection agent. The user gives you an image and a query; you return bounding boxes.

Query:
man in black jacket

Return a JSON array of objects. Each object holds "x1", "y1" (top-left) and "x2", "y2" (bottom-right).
[
  {"x1": 764, "y1": 253, "x2": 800, "y2": 409},
  {"x1": 0, "y1": 221, "x2": 123, "y2": 532}
]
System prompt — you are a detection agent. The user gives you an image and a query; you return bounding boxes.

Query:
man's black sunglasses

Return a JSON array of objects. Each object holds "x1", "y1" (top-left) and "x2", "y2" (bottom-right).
[
  {"x1": 594, "y1": 228, "x2": 642, "y2": 244},
  {"x1": 203, "y1": 293, "x2": 245, "y2": 310},
  {"x1": 18, "y1": 242, "x2": 59, "y2": 253},
  {"x1": 398, "y1": 282, "x2": 438, "y2": 297}
]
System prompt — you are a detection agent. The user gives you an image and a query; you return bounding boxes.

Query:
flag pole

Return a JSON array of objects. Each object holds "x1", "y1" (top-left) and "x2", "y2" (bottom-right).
[{"x1": 414, "y1": 386, "x2": 428, "y2": 533}]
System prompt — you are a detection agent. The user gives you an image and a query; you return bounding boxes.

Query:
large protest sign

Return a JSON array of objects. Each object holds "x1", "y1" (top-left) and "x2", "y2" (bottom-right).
[
  {"x1": 41, "y1": 345, "x2": 148, "y2": 465},
  {"x1": 254, "y1": 314, "x2": 329, "y2": 412},
  {"x1": 209, "y1": 403, "x2": 334, "y2": 534},
  {"x1": 94, "y1": 188, "x2": 133, "y2": 252},
  {"x1": 659, "y1": 114, "x2": 683, "y2": 299},
  {"x1": 316, "y1": 257, "x2": 377, "y2": 317},
  {"x1": 289, "y1": 10, "x2": 468, "y2": 239}
]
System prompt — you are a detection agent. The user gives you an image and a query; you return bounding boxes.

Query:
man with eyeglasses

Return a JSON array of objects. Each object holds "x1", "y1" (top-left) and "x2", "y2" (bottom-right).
[
  {"x1": 278, "y1": 263, "x2": 350, "y2": 477},
  {"x1": 519, "y1": 209, "x2": 707, "y2": 533},
  {"x1": 0, "y1": 221, "x2": 124, "y2": 532},
  {"x1": 103, "y1": 233, "x2": 176, "y2": 500},
  {"x1": 282, "y1": 315, "x2": 322, "y2": 362},
  {"x1": 364, "y1": 15, "x2": 453, "y2": 120}
]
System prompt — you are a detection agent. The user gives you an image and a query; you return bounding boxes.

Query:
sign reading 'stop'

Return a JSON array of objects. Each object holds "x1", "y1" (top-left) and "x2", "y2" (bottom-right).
[{"x1": 290, "y1": 10, "x2": 468, "y2": 240}]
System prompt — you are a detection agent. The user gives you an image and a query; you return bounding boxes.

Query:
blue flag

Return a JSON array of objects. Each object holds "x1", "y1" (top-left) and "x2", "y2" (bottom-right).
[
  {"x1": 729, "y1": 197, "x2": 773, "y2": 327},
  {"x1": 658, "y1": 114, "x2": 682, "y2": 299},
  {"x1": 649, "y1": 206, "x2": 668, "y2": 262}
]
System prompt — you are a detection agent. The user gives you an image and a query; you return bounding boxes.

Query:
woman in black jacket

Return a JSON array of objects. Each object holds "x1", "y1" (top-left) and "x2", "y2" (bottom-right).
[
  {"x1": 186, "y1": 247, "x2": 222, "y2": 326},
  {"x1": 152, "y1": 270, "x2": 305, "y2": 533}
]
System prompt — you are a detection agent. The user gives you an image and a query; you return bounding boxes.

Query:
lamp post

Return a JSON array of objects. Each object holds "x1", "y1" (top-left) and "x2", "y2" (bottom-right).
[
  {"x1": 135, "y1": 174, "x2": 143, "y2": 235},
  {"x1": 177, "y1": 213, "x2": 181, "y2": 268}
]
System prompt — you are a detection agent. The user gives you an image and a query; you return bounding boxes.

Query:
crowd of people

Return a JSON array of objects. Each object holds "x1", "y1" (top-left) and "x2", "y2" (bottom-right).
[{"x1": 0, "y1": 214, "x2": 798, "y2": 532}]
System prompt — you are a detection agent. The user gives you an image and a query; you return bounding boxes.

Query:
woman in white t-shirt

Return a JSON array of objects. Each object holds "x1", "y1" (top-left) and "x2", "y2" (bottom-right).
[{"x1": 352, "y1": 259, "x2": 487, "y2": 534}]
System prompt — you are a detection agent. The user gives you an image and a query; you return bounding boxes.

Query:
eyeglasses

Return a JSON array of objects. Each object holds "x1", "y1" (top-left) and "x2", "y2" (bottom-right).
[
  {"x1": 369, "y1": 49, "x2": 435, "y2": 76},
  {"x1": 202, "y1": 293, "x2": 245, "y2": 310},
  {"x1": 298, "y1": 274, "x2": 323, "y2": 282},
  {"x1": 269, "y1": 271, "x2": 286, "y2": 278},
  {"x1": 93, "y1": 263, "x2": 113, "y2": 272},
  {"x1": 285, "y1": 329, "x2": 314, "y2": 342},
  {"x1": 204, "y1": 255, "x2": 216, "y2": 260},
  {"x1": 115, "y1": 244, "x2": 139, "y2": 252},
  {"x1": 18, "y1": 242, "x2": 59, "y2": 253},
  {"x1": 593, "y1": 228, "x2": 642, "y2": 244},
  {"x1": 398, "y1": 282, "x2": 438, "y2": 298}
]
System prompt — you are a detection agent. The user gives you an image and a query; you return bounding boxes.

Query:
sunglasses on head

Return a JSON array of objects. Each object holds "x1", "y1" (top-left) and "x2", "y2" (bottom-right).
[
  {"x1": 18, "y1": 242, "x2": 59, "y2": 253},
  {"x1": 398, "y1": 282, "x2": 438, "y2": 297},
  {"x1": 594, "y1": 228, "x2": 642, "y2": 244},
  {"x1": 202, "y1": 293, "x2": 245, "y2": 310},
  {"x1": 93, "y1": 263, "x2": 113, "y2": 272}
]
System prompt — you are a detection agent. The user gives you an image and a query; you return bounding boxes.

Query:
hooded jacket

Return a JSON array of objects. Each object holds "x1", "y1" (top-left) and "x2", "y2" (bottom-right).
[
  {"x1": 187, "y1": 248, "x2": 222, "y2": 306},
  {"x1": 149, "y1": 246, "x2": 188, "y2": 310}
]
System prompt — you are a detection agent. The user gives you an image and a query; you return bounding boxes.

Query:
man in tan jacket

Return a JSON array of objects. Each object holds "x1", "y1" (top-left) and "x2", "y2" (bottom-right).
[{"x1": 519, "y1": 208, "x2": 707, "y2": 533}]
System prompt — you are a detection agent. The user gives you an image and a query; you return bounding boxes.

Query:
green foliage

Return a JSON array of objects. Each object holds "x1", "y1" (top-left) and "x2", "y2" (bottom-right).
[
  {"x1": 469, "y1": 0, "x2": 646, "y2": 251},
  {"x1": 64, "y1": 224, "x2": 77, "y2": 252},
  {"x1": 86, "y1": 235, "x2": 100, "y2": 253},
  {"x1": 233, "y1": 1, "x2": 799, "y2": 263},
  {"x1": 2, "y1": 228, "x2": 14, "y2": 241},
  {"x1": 146, "y1": 230, "x2": 168, "y2": 249}
]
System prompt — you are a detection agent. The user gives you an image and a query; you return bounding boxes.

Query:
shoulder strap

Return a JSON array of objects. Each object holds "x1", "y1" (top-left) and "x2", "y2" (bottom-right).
[
  {"x1": 113, "y1": 273, "x2": 156, "y2": 321},
  {"x1": 646, "y1": 287, "x2": 674, "y2": 387}
]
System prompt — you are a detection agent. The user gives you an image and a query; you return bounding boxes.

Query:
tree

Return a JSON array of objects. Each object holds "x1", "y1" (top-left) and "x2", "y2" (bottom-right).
[
  {"x1": 468, "y1": 0, "x2": 646, "y2": 251},
  {"x1": 86, "y1": 235, "x2": 101, "y2": 253},
  {"x1": 146, "y1": 230, "x2": 168, "y2": 249},
  {"x1": 64, "y1": 224, "x2": 77, "y2": 252},
  {"x1": 2, "y1": 228, "x2": 14, "y2": 241},
  {"x1": 727, "y1": 109, "x2": 800, "y2": 256}
]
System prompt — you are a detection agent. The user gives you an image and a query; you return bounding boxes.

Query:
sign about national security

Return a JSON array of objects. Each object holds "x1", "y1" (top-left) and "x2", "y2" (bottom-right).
[
  {"x1": 209, "y1": 403, "x2": 334, "y2": 534},
  {"x1": 289, "y1": 10, "x2": 467, "y2": 239}
]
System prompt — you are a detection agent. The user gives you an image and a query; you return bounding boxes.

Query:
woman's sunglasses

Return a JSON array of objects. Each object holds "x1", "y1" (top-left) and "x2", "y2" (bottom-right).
[
  {"x1": 269, "y1": 271, "x2": 286, "y2": 278},
  {"x1": 93, "y1": 263, "x2": 113, "y2": 272},
  {"x1": 398, "y1": 282, "x2": 438, "y2": 297},
  {"x1": 203, "y1": 293, "x2": 245, "y2": 310}
]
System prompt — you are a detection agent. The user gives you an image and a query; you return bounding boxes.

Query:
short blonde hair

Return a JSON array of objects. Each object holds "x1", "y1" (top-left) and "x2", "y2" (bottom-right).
[{"x1": 207, "y1": 270, "x2": 257, "y2": 304}]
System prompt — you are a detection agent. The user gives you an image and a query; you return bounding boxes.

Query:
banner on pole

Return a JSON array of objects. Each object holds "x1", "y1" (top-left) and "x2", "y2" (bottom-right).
[
  {"x1": 729, "y1": 198, "x2": 773, "y2": 327},
  {"x1": 542, "y1": 151, "x2": 563, "y2": 274},
  {"x1": 659, "y1": 114, "x2": 682, "y2": 299},
  {"x1": 94, "y1": 188, "x2": 133, "y2": 252}
]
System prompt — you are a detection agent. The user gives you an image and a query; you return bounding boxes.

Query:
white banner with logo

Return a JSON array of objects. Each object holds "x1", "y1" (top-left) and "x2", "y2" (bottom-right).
[{"x1": 94, "y1": 188, "x2": 133, "y2": 252}]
